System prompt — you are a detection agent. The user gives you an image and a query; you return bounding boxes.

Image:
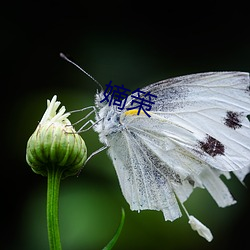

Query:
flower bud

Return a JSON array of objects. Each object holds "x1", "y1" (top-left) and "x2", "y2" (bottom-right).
[{"x1": 26, "y1": 95, "x2": 87, "y2": 178}]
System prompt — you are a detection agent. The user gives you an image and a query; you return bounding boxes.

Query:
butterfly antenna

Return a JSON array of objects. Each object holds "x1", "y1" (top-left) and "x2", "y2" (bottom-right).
[{"x1": 60, "y1": 53, "x2": 103, "y2": 91}]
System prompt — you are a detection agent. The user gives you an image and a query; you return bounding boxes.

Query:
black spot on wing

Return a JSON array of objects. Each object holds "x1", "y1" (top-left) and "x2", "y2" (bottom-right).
[
  {"x1": 199, "y1": 135, "x2": 225, "y2": 157},
  {"x1": 186, "y1": 177, "x2": 195, "y2": 186},
  {"x1": 224, "y1": 111, "x2": 243, "y2": 130},
  {"x1": 246, "y1": 84, "x2": 250, "y2": 94}
]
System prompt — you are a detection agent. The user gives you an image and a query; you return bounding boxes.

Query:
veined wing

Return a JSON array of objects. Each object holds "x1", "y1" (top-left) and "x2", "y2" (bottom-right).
[
  {"x1": 107, "y1": 128, "x2": 182, "y2": 221},
  {"x1": 123, "y1": 72, "x2": 250, "y2": 173},
  {"x1": 103, "y1": 71, "x2": 249, "y2": 230},
  {"x1": 107, "y1": 114, "x2": 236, "y2": 222}
]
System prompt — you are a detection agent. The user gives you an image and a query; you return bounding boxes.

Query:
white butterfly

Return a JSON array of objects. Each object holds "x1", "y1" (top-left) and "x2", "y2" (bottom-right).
[
  {"x1": 87, "y1": 71, "x2": 250, "y2": 241},
  {"x1": 60, "y1": 53, "x2": 250, "y2": 242}
]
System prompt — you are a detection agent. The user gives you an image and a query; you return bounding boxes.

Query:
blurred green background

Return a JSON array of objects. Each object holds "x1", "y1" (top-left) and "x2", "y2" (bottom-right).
[{"x1": 2, "y1": 2, "x2": 250, "y2": 250}]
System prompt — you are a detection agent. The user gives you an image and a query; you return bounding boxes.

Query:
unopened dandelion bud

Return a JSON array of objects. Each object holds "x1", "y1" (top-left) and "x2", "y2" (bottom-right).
[{"x1": 26, "y1": 95, "x2": 87, "y2": 178}]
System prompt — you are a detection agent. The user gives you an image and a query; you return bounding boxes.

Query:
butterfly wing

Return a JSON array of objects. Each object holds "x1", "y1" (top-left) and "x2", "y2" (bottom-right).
[
  {"x1": 105, "y1": 72, "x2": 250, "y2": 221},
  {"x1": 107, "y1": 129, "x2": 182, "y2": 221},
  {"x1": 125, "y1": 72, "x2": 250, "y2": 173}
]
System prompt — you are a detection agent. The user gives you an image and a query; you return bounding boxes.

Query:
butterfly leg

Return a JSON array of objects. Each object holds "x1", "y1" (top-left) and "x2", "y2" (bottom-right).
[
  {"x1": 68, "y1": 106, "x2": 100, "y2": 132},
  {"x1": 77, "y1": 145, "x2": 108, "y2": 176},
  {"x1": 70, "y1": 106, "x2": 96, "y2": 125},
  {"x1": 85, "y1": 145, "x2": 108, "y2": 165}
]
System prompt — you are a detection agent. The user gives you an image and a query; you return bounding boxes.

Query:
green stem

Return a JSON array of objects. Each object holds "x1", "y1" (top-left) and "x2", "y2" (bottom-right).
[{"x1": 47, "y1": 165, "x2": 63, "y2": 250}]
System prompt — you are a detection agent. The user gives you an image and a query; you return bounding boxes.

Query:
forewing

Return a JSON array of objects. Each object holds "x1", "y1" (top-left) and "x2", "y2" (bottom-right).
[{"x1": 125, "y1": 72, "x2": 250, "y2": 174}]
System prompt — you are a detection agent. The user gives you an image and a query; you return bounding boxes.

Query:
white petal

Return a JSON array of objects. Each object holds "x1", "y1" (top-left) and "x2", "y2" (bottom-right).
[
  {"x1": 188, "y1": 215, "x2": 213, "y2": 242},
  {"x1": 40, "y1": 95, "x2": 71, "y2": 125}
]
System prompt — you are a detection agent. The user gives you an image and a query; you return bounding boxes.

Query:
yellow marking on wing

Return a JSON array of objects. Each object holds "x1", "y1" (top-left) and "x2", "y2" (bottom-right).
[
  {"x1": 124, "y1": 110, "x2": 139, "y2": 116},
  {"x1": 124, "y1": 110, "x2": 153, "y2": 116}
]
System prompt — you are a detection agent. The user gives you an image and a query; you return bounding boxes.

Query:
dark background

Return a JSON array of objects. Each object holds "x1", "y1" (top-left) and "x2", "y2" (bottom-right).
[{"x1": 2, "y1": 1, "x2": 250, "y2": 250}]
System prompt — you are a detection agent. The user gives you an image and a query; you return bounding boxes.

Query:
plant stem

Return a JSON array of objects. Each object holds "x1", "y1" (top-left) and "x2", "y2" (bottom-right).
[{"x1": 47, "y1": 165, "x2": 63, "y2": 250}]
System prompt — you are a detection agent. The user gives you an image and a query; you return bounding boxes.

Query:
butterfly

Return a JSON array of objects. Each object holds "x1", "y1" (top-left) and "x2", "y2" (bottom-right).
[
  {"x1": 92, "y1": 72, "x2": 250, "y2": 241},
  {"x1": 61, "y1": 55, "x2": 250, "y2": 241}
]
